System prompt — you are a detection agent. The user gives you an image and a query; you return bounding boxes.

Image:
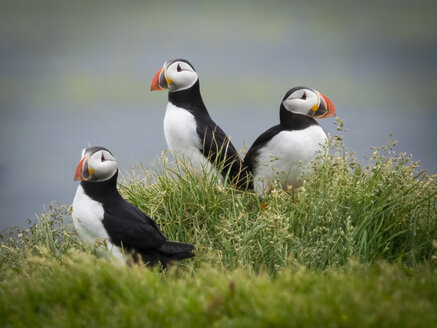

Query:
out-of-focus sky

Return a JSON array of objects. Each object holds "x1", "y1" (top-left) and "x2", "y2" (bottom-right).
[{"x1": 1, "y1": 0, "x2": 436, "y2": 229}]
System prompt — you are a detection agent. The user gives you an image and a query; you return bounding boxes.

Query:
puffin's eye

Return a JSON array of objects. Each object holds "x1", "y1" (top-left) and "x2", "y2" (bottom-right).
[
  {"x1": 177, "y1": 64, "x2": 182, "y2": 72},
  {"x1": 301, "y1": 93, "x2": 306, "y2": 100},
  {"x1": 101, "y1": 153, "x2": 106, "y2": 162}
]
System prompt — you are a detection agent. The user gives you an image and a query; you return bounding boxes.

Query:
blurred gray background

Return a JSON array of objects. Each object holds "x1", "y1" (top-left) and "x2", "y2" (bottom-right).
[{"x1": 1, "y1": 0, "x2": 436, "y2": 230}]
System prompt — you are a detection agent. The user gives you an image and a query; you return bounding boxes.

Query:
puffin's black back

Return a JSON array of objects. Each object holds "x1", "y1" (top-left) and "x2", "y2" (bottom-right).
[
  {"x1": 169, "y1": 81, "x2": 251, "y2": 188},
  {"x1": 81, "y1": 171, "x2": 194, "y2": 267}
]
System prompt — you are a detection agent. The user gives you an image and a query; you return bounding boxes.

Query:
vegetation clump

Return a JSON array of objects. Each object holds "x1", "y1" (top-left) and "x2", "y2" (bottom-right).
[
  {"x1": 1, "y1": 122, "x2": 436, "y2": 327},
  {"x1": 120, "y1": 120, "x2": 436, "y2": 272}
]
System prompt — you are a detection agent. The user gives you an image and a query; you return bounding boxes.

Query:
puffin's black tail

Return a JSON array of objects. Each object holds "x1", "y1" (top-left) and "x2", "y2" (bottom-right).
[
  {"x1": 159, "y1": 241, "x2": 195, "y2": 259},
  {"x1": 215, "y1": 149, "x2": 253, "y2": 190},
  {"x1": 169, "y1": 250, "x2": 195, "y2": 261},
  {"x1": 231, "y1": 164, "x2": 253, "y2": 190},
  {"x1": 138, "y1": 241, "x2": 195, "y2": 269}
]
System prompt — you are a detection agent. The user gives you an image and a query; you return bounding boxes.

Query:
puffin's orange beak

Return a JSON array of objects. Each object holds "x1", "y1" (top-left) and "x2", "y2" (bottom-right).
[
  {"x1": 150, "y1": 67, "x2": 168, "y2": 91},
  {"x1": 74, "y1": 155, "x2": 91, "y2": 181},
  {"x1": 320, "y1": 94, "x2": 336, "y2": 118},
  {"x1": 314, "y1": 93, "x2": 336, "y2": 119}
]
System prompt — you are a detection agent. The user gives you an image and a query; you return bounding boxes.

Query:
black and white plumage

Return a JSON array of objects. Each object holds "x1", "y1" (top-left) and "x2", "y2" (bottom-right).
[
  {"x1": 151, "y1": 59, "x2": 249, "y2": 188},
  {"x1": 244, "y1": 87, "x2": 336, "y2": 195},
  {"x1": 72, "y1": 146, "x2": 194, "y2": 268}
]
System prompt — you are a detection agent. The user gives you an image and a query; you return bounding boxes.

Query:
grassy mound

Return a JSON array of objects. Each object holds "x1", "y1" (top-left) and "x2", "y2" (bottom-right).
[
  {"x1": 120, "y1": 130, "x2": 436, "y2": 272},
  {"x1": 1, "y1": 125, "x2": 436, "y2": 327},
  {"x1": 1, "y1": 252, "x2": 436, "y2": 328}
]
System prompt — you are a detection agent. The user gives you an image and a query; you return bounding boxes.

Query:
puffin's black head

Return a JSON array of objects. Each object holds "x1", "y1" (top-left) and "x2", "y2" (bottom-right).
[
  {"x1": 282, "y1": 86, "x2": 336, "y2": 119},
  {"x1": 74, "y1": 146, "x2": 118, "y2": 182},
  {"x1": 150, "y1": 58, "x2": 198, "y2": 92}
]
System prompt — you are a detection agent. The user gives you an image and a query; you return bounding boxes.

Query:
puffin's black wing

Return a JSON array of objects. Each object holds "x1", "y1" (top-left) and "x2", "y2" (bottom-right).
[
  {"x1": 102, "y1": 199, "x2": 193, "y2": 255},
  {"x1": 102, "y1": 201, "x2": 167, "y2": 251},
  {"x1": 196, "y1": 118, "x2": 250, "y2": 188},
  {"x1": 102, "y1": 200, "x2": 194, "y2": 268},
  {"x1": 243, "y1": 124, "x2": 284, "y2": 174}
]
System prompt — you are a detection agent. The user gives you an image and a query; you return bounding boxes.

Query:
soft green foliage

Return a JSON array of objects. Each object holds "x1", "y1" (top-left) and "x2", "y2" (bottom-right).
[
  {"x1": 0, "y1": 205, "x2": 86, "y2": 270},
  {"x1": 120, "y1": 123, "x2": 437, "y2": 272},
  {"x1": 1, "y1": 127, "x2": 436, "y2": 327},
  {"x1": 1, "y1": 251, "x2": 437, "y2": 328}
]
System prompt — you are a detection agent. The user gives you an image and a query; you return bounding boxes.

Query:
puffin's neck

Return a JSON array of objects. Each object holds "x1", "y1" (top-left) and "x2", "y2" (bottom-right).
[
  {"x1": 80, "y1": 170, "x2": 122, "y2": 204},
  {"x1": 279, "y1": 105, "x2": 318, "y2": 130},
  {"x1": 168, "y1": 80, "x2": 210, "y2": 117}
]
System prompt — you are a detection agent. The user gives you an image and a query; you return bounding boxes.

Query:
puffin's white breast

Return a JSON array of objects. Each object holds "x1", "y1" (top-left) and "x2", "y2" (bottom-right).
[
  {"x1": 163, "y1": 102, "x2": 216, "y2": 174},
  {"x1": 72, "y1": 185, "x2": 124, "y2": 262},
  {"x1": 253, "y1": 125, "x2": 327, "y2": 194}
]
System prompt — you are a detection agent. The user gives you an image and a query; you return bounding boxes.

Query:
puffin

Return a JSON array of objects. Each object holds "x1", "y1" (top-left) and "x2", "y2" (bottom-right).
[
  {"x1": 244, "y1": 86, "x2": 336, "y2": 195},
  {"x1": 72, "y1": 146, "x2": 195, "y2": 268},
  {"x1": 150, "y1": 58, "x2": 249, "y2": 188}
]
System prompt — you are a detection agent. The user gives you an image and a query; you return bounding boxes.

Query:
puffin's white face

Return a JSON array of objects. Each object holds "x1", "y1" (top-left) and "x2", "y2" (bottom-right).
[
  {"x1": 150, "y1": 59, "x2": 198, "y2": 92},
  {"x1": 283, "y1": 88, "x2": 320, "y2": 116},
  {"x1": 282, "y1": 87, "x2": 336, "y2": 119},
  {"x1": 74, "y1": 147, "x2": 118, "y2": 182},
  {"x1": 165, "y1": 61, "x2": 198, "y2": 91}
]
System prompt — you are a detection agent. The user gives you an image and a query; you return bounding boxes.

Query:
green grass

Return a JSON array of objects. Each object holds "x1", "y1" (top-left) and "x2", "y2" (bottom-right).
[
  {"x1": 1, "y1": 252, "x2": 436, "y2": 328},
  {"x1": 120, "y1": 125, "x2": 436, "y2": 272},
  {"x1": 1, "y1": 123, "x2": 436, "y2": 327}
]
